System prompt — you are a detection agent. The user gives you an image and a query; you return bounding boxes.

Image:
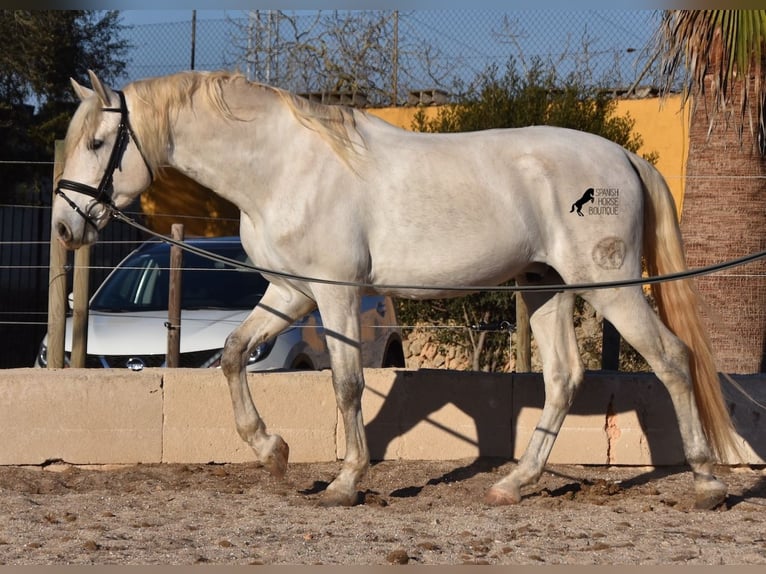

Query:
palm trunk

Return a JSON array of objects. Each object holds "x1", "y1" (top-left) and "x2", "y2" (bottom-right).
[{"x1": 680, "y1": 74, "x2": 766, "y2": 374}]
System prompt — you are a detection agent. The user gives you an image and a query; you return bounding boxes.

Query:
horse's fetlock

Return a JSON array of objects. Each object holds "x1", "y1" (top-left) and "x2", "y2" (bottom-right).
[{"x1": 235, "y1": 419, "x2": 264, "y2": 443}]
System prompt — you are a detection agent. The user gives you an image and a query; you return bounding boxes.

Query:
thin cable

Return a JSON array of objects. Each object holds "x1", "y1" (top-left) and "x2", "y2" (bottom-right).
[{"x1": 111, "y1": 208, "x2": 766, "y2": 294}]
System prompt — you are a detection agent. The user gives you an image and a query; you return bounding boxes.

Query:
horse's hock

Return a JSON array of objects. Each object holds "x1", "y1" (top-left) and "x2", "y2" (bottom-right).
[{"x1": 3, "y1": 368, "x2": 764, "y2": 467}]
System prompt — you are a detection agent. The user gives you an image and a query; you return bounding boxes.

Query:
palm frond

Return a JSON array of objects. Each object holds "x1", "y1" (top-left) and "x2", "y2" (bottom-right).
[{"x1": 655, "y1": 10, "x2": 766, "y2": 147}]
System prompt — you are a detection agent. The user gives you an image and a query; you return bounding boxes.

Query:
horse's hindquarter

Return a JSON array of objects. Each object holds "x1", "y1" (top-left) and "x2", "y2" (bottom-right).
[{"x1": 361, "y1": 125, "x2": 646, "y2": 296}]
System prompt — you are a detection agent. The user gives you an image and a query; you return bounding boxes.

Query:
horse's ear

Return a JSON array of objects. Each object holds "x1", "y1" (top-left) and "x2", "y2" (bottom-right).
[
  {"x1": 87, "y1": 69, "x2": 115, "y2": 107},
  {"x1": 70, "y1": 77, "x2": 93, "y2": 102}
]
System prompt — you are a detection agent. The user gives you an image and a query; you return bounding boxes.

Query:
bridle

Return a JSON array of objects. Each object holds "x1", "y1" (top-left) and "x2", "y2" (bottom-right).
[{"x1": 56, "y1": 90, "x2": 153, "y2": 230}]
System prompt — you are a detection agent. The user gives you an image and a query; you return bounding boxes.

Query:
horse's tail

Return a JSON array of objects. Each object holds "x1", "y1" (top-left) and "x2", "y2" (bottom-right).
[{"x1": 627, "y1": 152, "x2": 739, "y2": 462}]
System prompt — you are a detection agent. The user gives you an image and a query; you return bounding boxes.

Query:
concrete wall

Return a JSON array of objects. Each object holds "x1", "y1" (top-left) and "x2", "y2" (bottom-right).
[{"x1": 1, "y1": 368, "x2": 763, "y2": 467}]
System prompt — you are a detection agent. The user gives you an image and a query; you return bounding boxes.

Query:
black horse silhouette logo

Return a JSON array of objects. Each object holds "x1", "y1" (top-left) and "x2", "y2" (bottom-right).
[{"x1": 570, "y1": 188, "x2": 595, "y2": 216}]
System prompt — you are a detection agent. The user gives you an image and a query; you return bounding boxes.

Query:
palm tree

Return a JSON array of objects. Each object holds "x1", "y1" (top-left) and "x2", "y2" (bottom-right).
[{"x1": 654, "y1": 10, "x2": 766, "y2": 373}]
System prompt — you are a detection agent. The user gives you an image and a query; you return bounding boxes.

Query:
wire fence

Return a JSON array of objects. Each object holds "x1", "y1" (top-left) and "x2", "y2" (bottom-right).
[
  {"x1": 1, "y1": 10, "x2": 663, "y2": 369},
  {"x1": 0, "y1": 202, "x2": 149, "y2": 368},
  {"x1": 2, "y1": 10, "x2": 764, "y2": 371},
  {"x1": 3, "y1": 178, "x2": 765, "y2": 372},
  {"x1": 0, "y1": 202, "x2": 519, "y2": 370},
  {"x1": 121, "y1": 10, "x2": 664, "y2": 107}
]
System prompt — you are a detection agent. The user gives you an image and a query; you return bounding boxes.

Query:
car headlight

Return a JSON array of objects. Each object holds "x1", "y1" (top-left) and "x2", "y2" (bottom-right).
[
  {"x1": 203, "y1": 339, "x2": 275, "y2": 369},
  {"x1": 36, "y1": 343, "x2": 71, "y2": 368},
  {"x1": 36, "y1": 343, "x2": 47, "y2": 368},
  {"x1": 247, "y1": 340, "x2": 275, "y2": 365}
]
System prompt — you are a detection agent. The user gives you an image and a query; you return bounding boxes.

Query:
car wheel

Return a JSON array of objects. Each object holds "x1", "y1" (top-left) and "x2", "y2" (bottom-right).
[
  {"x1": 290, "y1": 356, "x2": 314, "y2": 370},
  {"x1": 382, "y1": 341, "x2": 406, "y2": 368}
]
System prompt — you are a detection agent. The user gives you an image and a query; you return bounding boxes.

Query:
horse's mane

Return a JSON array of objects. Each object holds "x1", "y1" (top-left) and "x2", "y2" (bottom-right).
[
  {"x1": 273, "y1": 87, "x2": 364, "y2": 167},
  {"x1": 124, "y1": 70, "x2": 363, "y2": 172}
]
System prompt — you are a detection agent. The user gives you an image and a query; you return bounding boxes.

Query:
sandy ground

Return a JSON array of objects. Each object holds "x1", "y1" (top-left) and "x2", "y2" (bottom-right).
[{"x1": 0, "y1": 458, "x2": 764, "y2": 565}]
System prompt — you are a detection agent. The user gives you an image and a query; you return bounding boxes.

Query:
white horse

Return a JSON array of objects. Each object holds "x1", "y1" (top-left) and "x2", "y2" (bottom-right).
[{"x1": 53, "y1": 70, "x2": 739, "y2": 509}]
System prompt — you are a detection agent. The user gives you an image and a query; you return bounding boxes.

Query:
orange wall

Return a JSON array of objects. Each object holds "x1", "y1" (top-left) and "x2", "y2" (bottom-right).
[
  {"x1": 368, "y1": 94, "x2": 690, "y2": 215},
  {"x1": 616, "y1": 95, "x2": 689, "y2": 215}
]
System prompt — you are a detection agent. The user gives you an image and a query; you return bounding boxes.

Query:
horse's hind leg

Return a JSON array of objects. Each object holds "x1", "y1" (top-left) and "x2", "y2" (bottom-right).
[
  {"x1": 486, "y1": 288, "x2": 584, "y2": 505},
  {"x1": 221, "y1": 285, "x2": 317, "y2": 478},
  {"x1": 585, "y1": 287, "x2": 726, "y2": 509}
]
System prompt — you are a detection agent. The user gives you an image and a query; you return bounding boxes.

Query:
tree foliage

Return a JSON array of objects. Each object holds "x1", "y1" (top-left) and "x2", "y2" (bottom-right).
[
  {"x1": 0, "y1": 10, "x2": 130, "y2": 203},
  {"x1": 398, "y1": 57, "x2": 656, "y2": 371}
]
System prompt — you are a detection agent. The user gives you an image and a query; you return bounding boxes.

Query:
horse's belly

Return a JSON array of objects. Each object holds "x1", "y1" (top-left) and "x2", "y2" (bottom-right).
[{"x1": 369, "y1": 236, "x2": 531, "y2": 299}]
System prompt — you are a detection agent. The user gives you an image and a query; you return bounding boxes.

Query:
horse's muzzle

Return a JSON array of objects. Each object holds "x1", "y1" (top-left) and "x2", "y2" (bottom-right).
[
  {"x1": 52, "y1": 212, "x2": 99, "y2": 250},
  {"x1": 55, "y1": 220, "x2": 74, "y2": 247}
]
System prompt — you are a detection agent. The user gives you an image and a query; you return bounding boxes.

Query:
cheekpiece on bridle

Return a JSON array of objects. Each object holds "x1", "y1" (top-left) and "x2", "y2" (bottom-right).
[{"x1": 56, "y1": 90, "x2": 153, "y2": 230}]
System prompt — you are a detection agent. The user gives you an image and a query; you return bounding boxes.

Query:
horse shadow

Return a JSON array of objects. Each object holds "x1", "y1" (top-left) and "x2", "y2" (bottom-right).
[{"x1": 362, "y1": 369, "x2": 766, "y2": 503}]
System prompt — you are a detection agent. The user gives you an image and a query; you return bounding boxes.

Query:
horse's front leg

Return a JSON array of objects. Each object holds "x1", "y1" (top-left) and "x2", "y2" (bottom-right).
[
  {"x1": 314, "y1": 286, "x2": 369, "y2": 507},
  {"x1": 220, "y1": 285, "x2": 316, "y2": 477}
]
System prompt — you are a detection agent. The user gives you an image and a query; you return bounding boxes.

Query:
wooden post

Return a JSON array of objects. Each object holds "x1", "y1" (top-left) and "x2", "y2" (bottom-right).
[
  {"x1": 166, "y1": 224, "x2": 184, "y2": 368},
  {"x1": 515, "y1": 291, "x2": 531, "y2": 372},
  {"x1": 46, "y1": 141, "x2": 67, "y2": 369},
  {"x1": 70, "y1": 246, "x2": 91, "y2": 368}
]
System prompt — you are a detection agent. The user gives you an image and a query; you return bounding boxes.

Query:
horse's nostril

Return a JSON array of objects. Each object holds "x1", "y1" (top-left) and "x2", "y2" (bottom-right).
[{"x1": 56, "y1": 221, "x2": 73, "y2": 244}]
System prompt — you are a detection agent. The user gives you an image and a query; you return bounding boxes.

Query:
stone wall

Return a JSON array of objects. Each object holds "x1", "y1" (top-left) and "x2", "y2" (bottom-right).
[{"x1": 400, "y1": 302, "x2": 614, "y2": 372}]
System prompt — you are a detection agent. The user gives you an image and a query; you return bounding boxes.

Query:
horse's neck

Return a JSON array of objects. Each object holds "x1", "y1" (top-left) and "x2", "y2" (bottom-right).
[
  {"x1": 166, "y1": 93, "x2": 354, "y2": 221},
  {"x1": 166, "y1": 99, "x2": 287, "y2": 210}
]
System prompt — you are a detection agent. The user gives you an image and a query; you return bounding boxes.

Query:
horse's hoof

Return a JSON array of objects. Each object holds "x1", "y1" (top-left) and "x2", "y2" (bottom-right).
[
  {"x1": 318, "y1": 488, "x2": 360, "y2": 507},
  {"x1": 694, "y1": 488, "x2": 726, "y2": 510},
  {"x1": 484, "y1": 485, "x2": 521, "y2": 506},
  {"x1": 261, "y1": 435, "x2": 289, "y2": 479},
  {"x1": 693, "y1": 477, "x2": 727, "y2": 510}
]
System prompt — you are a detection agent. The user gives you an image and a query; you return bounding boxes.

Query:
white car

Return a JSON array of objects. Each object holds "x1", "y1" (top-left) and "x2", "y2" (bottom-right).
[{"x1": 35, "y1": 237, "x2": 405, "y2": 371}]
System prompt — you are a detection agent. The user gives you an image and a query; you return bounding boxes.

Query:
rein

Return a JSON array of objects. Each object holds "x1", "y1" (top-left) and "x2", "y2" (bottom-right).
[{"x1": 56, "y1": 90, "x2": 153, "y2": 230}]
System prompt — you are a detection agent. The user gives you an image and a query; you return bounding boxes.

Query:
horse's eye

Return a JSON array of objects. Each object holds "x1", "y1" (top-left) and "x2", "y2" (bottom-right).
[{"x1": 88, "y1": 139, "x2": 104, "y2": 151}]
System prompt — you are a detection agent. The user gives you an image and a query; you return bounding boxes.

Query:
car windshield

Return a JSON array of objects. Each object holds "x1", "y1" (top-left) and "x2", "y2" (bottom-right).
[{"x1": 90, "y1": 242, "x2": 269, "y2": 312}]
